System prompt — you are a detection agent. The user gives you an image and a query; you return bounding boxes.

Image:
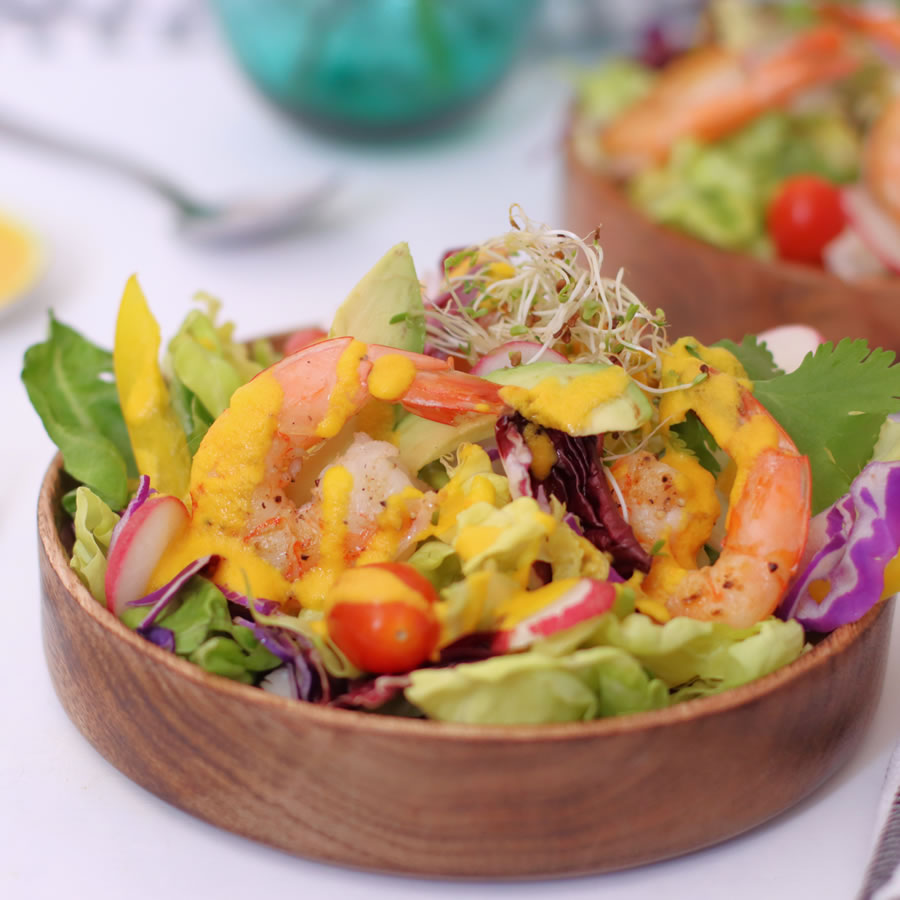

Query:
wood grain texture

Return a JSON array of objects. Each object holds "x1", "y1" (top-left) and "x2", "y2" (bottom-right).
[
  {"x1": 564, "y1": 140, "x2": 900, "y2": 349},
  {"x1": 38, "y1": 455, "x2": 893, "y2": 878}
]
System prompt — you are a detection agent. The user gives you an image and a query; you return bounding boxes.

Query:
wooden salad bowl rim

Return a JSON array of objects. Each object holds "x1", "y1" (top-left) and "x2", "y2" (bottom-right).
[
  {"x1": 38, "y1": 451, "x2": 895, "y2": 877},
  {"x1": 563, "y1": 136, "x2": 900, "y2": 350}
]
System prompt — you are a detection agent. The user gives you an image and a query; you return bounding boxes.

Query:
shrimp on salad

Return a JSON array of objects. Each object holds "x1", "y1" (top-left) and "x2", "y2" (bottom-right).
[
  {"x1": 151, "y1": 336, "x2": 509, "y2": 610},
  {"x1": 613, "y1": 343, "x2": 811, "y2": 628},
  {"x1": 601, "y1": 23, "x2": 860, "y2": 173}
]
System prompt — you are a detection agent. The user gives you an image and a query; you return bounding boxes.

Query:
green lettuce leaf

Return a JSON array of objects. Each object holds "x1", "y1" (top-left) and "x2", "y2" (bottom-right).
[
  {"x1": 123, "y1": 578, "x2": 280, "y2": 684},
  {"x1": 407, "y1": 539, "x2": 462, "y2": 590},
  {"x1": 22, "y1": 314, "x2": 136, "y2": 509},
  {"x1": 69, "y1": 486, "x2": 120, "y2": 605},
  {"x1": 533, "y1": 612, "x2": 805, "y2": 697},
  {"x1": 405, "y1": 646, "x2": 669, "y2": 724},
  {"x1": 165, "y1": 295, "x2": 270, "y2": 453},
  {"x1": 574, "y1": 59, "x2": 656, "y2": 124}
]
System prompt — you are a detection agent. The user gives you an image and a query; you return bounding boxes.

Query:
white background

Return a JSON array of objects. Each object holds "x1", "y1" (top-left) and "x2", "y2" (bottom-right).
[{"x1": 1, "y1": 12, "x2": 899, "y2": 900}]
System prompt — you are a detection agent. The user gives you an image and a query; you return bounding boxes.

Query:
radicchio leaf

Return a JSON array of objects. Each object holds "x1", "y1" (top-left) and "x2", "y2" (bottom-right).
[
  {"x1": 495, "y1": 414, "x2": 651, "y2": 577},
  {"x1": 777, "y1": 460, "x2": 900, "y2": 630},
  {"x1": 331, "y1": 675, "x2": 412, "y2": 710}
]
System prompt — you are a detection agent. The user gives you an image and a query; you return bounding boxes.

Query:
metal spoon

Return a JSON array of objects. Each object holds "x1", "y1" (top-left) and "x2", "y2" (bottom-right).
[{"x1": 0, "y1": 111, "x2": 339, "y2": 245}]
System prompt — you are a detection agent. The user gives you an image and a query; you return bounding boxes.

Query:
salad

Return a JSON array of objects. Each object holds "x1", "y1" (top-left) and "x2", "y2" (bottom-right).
[
  {"x1": 23, "y1": 209, "x2": 900, "y2": 725},
  {"x1": 572, "y1": 1, "x2": 900, "y2": 280}
]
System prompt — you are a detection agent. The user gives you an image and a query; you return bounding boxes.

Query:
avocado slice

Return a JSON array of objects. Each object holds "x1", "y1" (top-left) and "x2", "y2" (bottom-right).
[
  {"x1": 393, "y1": 362, "x2": 651, "y2": 473},
  {"x1": 329, "y1": 243, "x2": 425, "y2": 352}
]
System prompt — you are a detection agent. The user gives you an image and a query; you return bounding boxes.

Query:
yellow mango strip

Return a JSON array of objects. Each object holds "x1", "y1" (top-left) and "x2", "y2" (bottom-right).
[{"x1": 114, "y1": 276, "x2": 191, "y2": 499}]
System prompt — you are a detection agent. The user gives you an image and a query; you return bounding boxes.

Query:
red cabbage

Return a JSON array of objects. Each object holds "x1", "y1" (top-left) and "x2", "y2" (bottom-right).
[
  {"x1": 108, "y1": 475, "x2": 152, "y2": 550},
  {"x1": 235, "y1": 618, "x2": 325, "y2": 702},
  {"x1": 331, "y1": 675, "x2": 411, "y2": 710},
  {"x1": 496, "y1": 414, "x2": 651, "y2": 577},
  {"x1": 131, "y1": 555, "x2": 216, "y2": 629},
  {"x1": 778, "y1": 460, "x2": 900, "y2": 630}
]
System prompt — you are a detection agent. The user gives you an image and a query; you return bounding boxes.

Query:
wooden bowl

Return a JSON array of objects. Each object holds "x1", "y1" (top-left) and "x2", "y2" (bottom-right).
[
  {"x1": 564, "y1": 140, "x2": 900, "y2": 350},
  {"x1": 39, "y1": 454, "x2": 893, "y2": 878}
]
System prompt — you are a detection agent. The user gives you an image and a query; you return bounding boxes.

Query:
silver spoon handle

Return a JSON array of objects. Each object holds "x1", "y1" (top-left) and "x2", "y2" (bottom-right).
[{"x1": 0, "y1": 111, "x2": 202, "y2": 213}]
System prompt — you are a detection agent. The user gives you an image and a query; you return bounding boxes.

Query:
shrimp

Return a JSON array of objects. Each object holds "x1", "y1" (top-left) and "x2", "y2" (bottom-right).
[
  {"x1": 602, "y1": 24, "x2": 859, "y2": 174},
  {"x1": 613, "y1": 359, "x2": 811, "y2": 628},
  {"x1": 864, "y1": 94, "x2": 900, "y2": 227},
  {"x1": 160, "y1": 337, "x2": 508, "y2": 609},
  {"x1": 821, "y1": 4, "x2": 900, "y2": 53}
]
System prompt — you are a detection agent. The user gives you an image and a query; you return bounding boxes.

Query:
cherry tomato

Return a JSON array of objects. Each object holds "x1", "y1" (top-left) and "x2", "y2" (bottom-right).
[
  {"x1": 767, "y1": 175, "x2": 846, "y2": 265},
  {"x1": 326, "y1": 563, "x2": 440, "y2": 674}
]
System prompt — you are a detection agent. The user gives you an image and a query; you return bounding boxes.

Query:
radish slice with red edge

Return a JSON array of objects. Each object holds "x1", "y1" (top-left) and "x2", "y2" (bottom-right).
[
  {"x1": 105, "y1": 494, "x2": 189, "y2": 616},
  {"x1": 470, "y1": 341, "x2": 568, "y2": 377},
  {"x1": 491, "y1": 578, "x2": 615, "y2": 653},
  {"x1": 757, "y1": 325, "x2": 825, "y2": 374},
  {"x1": 841, "y1": 186, "x2": 900, "y2": 275}
]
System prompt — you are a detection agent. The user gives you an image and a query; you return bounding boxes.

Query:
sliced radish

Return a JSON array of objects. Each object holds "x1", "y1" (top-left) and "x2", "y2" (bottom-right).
[
  {"x1": 105, "y1": 494, "x2": 189, "y2": 617},
  {"x1": 492, "y1": 579, "x2": 615, "y2": 654},
  {"x1": 823, "y1": 227, "x2": 890, "y2": 282},
  {"x1": 757, "y1": 324, "x2": 825, "y2": 374},
  {"x1": 842, "y1": 186, "x2": 900, "y2": 275},
  {"x1": 470, "y1": 341, "x2": 568, "y2": 377}
]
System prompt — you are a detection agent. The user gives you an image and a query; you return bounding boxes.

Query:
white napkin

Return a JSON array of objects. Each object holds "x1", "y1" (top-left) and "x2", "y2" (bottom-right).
[{"x1": 861, "y1": 741, "x2": 900, "y2": 900}]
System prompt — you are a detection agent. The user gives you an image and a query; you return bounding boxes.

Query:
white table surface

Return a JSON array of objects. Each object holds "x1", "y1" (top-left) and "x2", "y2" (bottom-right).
[{"x1": 2, "y1": 23, "x2": 898, "y2": 900}]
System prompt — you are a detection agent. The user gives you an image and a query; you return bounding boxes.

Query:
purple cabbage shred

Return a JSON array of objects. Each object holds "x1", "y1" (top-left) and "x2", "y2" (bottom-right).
[{"x1": 778, "y1": 460, "x2": 900, "y2": 630}]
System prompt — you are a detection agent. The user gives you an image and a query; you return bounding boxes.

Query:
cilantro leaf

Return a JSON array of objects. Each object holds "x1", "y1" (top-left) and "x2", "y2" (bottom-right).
[
  {"x1": 753, "y1": 339, "x2": 900, "y2": 514},
  {"x1": 714, "y1": 335, "x2": 783, "y2": 381},
  {"x1": 670, "y1": 411, "x2": 721, "y2": 476}
]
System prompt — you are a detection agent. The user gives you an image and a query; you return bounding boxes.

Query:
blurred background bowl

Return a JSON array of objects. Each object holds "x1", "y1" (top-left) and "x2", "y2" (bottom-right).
[
  {"x1": 564, "y1": 138, "x2": 900, "y2": 350},
  {"x1": 210, "y1": 0, "x2": 540, "y2": 136}
]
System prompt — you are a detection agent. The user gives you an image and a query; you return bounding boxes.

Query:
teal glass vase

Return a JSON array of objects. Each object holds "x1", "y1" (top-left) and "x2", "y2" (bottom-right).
[{"x1": 211, "y1": 0, "x2": 539, "y2": 136}]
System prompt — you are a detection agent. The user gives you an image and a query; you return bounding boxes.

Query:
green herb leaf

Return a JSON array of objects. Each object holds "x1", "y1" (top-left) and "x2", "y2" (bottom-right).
[
  {"x1": 509, "y1": 324, "x2": 528, "y2": 336},
  {"x1": 715, "y1": 334, "x2": 783, "y2": 381},
  {"x1": 22, "y1": 314, "x2": 136, "y2": 509},
  {"x1": 389, "y1": 312, "x2": 409, "y2": 324},
  {"x1": 753, "y1": 339, "x2": 900, "y2": 513},
  {"x1": 670, "y1": 411, "x2": 721, "y2": 475}
]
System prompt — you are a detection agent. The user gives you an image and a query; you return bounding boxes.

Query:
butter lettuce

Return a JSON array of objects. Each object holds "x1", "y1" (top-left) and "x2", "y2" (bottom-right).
[
  {"x1": 69, "y1": 486, "x2": 120, "y2": 605},
  {"x1": 405, "y1": 645, "x2": 669, "y2": 724},
  {"x1": 535, "y1": 612, "x2": 805, "y2": 698},
  {"x1": 166, "y1": 294, "x2": 275, "y2": 453}
]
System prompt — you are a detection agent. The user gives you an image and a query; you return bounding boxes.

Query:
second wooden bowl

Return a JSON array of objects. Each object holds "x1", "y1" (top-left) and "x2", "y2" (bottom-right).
[
  {"x1": 39, "y1": 455, "x2": 893, "y2": 878},
  {"x1": 564, "y1": 140, "x2": 900, "y2": 350}
]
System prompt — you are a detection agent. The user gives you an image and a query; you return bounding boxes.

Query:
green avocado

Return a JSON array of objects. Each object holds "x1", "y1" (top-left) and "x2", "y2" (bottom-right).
[
  {"x1": 393, "y1": 361, "x2": 652, "y2": 474},
  {"x1": 329, "y1": 243, "x2": 425, "y2": 352}
]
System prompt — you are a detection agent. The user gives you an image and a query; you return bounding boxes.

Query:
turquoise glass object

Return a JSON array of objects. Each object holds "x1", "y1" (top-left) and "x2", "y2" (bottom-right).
[{"x1": 211, "y1": 0, "x2": 539, "y2": 135}]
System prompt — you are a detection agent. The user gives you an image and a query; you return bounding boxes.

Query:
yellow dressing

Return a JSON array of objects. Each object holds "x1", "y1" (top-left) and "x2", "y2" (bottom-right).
[
  {"x1": 368, "y1": 354, "x2": 417, "y2": 401},
  {"x1": 293, "y1": 464, "x2": 354, "y2": 610},
  {"x1": 190, "y1": 370, "x2": 282, "y2": 535},
  {"x1": 635, "y1": 598, "x2": 671, "y2": 623},
  {"x1": 0, "y1": 215, "x2": 41, "y2": 307},
  {"x1": 494, "y1": 578, "x2": 580, "y2": 627},
  {"x1": 659, "y1": 447, "x2": 720, "y2": 569},
  {"x1": 523, "y1": 424, "x2": 558, "y2": 479},
  {"x1": 316, "y1": 339, "x2": 368, "y2": 439},
  {"x1": 326, "y1": 566, "x2": 432, "y2": 612},
  {"x1": 114, "y1": 277, "x2": 191, "y2": 499},
  {"x1": 499, "y1": 366, "x2": 631, "y2": 434}
]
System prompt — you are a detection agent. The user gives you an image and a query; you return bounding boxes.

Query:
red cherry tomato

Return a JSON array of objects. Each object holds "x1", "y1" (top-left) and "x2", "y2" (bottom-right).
[
  {"x1": 326, "y1": 563, "x2": 440, "y2": 674},
  {"x1": 767, "y1": 175, "x2": 846, "y2": 265}
]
